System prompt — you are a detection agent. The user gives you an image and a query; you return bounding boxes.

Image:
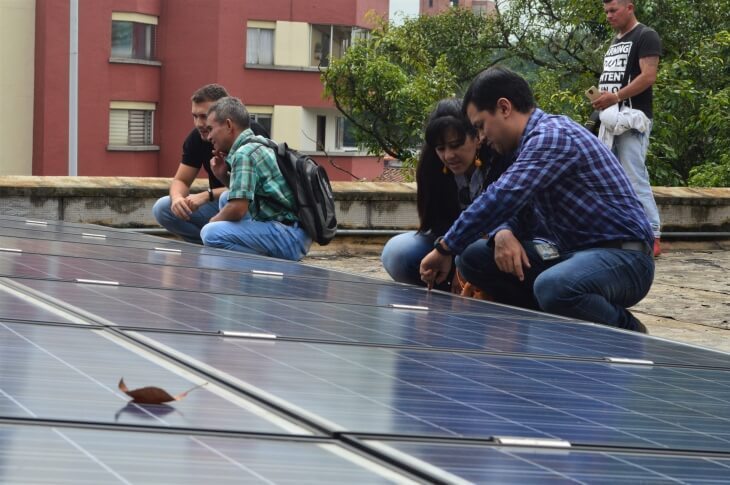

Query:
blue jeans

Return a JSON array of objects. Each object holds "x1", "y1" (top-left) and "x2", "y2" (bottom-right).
[
  {"x1": 457, "y1": 239, "x2": 655, "y2": 330},
  {"x1": 613, "y1": 126, "x2": 661, "y2": 238},
  {"x1": 152, "y1": 195, "x2": 219, "y2": 244},
  {"x1": 200, "y1": 191, "x2": 311, "y2": 261},
  {"x1": 381, "y1": 231, "x2": 436, "y2": 286}
]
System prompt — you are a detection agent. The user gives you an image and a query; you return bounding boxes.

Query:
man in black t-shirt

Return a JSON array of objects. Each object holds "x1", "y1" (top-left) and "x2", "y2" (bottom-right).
[
  {"x1": 152, "y1": 84, "x2": 269, "y2": 243},
  {"x1": 593, "y1": 0, "x2": 662, "y2": 256}
]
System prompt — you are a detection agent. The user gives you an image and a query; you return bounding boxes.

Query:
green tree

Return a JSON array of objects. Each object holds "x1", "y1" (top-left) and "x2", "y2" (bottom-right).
[
  {"x1": 322, "y1": 10, "x2": 494, "y2": 164},
  {"x1": 324, "y1": 1, "x2": 730, "y2": 186}
]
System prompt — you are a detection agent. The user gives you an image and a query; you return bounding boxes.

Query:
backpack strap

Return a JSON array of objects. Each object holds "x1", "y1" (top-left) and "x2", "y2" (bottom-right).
[{"x1": 242, "y1": 138, "x2": 299, "y2": 216}]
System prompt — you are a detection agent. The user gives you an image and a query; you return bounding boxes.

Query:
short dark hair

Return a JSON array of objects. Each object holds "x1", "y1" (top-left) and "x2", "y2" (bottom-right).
[
  {"x1": 191, "y1": 84, "x2": 228, "y2": 103},
  {"x1": 207, "y1": 96, "x2": 250, "y2": 130},
  {"x1": 602, "y1": 0, "x2": 633, "y2": 4},
  {"x1": 462, "y1": 66, "x2": 536, "y2": 114},
  {"x1": 424, "y1": 98, "x2": 478, "y2": 148}
]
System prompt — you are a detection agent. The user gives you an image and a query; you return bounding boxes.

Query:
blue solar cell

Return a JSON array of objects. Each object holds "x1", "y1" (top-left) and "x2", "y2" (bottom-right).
[
  {"x1": 10, "y1": 278, "x2": 730, "y2": 369},
  {"x1": 6, "y1": 258, "x2": 523, "y2": 314},
  {"x1": 0, "y1": 322, "x2": 308, "y2": 435},
  {"x1": 0, "y1": 423, "x2": 399, "y2": 483},
  {"x1": 0, "y1": 234, "x2": 379, "y2": 283},
  {"x1": 128, "y1": 332, "x2": 730, "y2": 453},
  {"x1": 365, "y1": 439, "x2": 730, "y2": 484},
  {"x1": 0, "y1": 288, "x2": 75, "y2": 324}
]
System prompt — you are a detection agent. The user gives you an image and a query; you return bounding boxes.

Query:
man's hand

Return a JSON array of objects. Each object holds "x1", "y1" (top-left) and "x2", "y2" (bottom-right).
[
  {"x1": 209, "y1": 198, "x2": 248, "y2": 223},
  {"x1": 592, "y1": 91, "x2": 620, "y2": 111},
  {"x1": 493, "y1": 229, "x2": 530, "y2": 281},
  {"x1": 420, "y1": 249, "x2": 453, "y2": 290},
  {"x1": 170, "y1": 196, "x2": 194, "y2": 221},
  {"x1": 186, "y1": 191, "x2": 210, "y2": 212},
  {"x1": 210, "y1": 150, "x2": 229, "y2": 186}
]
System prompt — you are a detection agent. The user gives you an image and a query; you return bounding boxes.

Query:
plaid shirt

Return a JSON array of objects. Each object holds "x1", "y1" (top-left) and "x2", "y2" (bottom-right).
[
  {"x1": 443, "y1": 109, "x2": 653, "y2": 254},
  {"x1": 226, "y1": 129, "x2": 297, "y2": 223}
]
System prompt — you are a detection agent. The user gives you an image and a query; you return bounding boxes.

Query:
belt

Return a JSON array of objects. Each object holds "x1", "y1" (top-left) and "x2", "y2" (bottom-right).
[{"x1": 595, "y1": 240, "x2": 652, "y2": 256}]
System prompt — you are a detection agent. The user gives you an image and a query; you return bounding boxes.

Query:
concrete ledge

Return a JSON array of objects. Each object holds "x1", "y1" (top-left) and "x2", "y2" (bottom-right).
[{"x1": 0, "y1": 176, "x2": 728, "y2": 232}]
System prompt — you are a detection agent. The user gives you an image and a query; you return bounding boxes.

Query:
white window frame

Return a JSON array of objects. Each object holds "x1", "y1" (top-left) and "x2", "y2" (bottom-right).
[
  {"x1": 246, "y1": 26, "x2": 275, "y2": 65},
  {"x1": 110, "y1": 12, "x2": 158, "y2": 61},
  {"x1": 335, "y1": 116, "x2": 358, "y2": 150},
  {"x1": 108, "y1": 101, "x2": 156, "y2": 149},
  {"x1": 310, "y1": 24, "x2": 365, "y2": 67},
  {"x1": 250, "y1": 112, "x2": 273, "y2": 136}
]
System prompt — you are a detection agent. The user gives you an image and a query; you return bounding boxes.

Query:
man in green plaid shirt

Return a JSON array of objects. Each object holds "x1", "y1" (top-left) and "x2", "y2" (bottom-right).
[{"x1": 200, "y1": 97, "x2": 311, "y2": 261}]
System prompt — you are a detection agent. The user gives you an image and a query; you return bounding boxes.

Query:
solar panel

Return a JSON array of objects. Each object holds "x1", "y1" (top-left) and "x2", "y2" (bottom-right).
[
  {"x1": 0, "y1": 321, "x2": 310, "y2": 435},
  {"x1": 5, "y1": 277, "x2": 729, "y2": 369},
  {"x1": 0, "y1": 247, "x2": 545, "y2": 315},
  {"x1": 0, "y1": 423, "x2": 407, "y2": 483},
  {"x1": 0, "y1": 233, "x2": 382, "y2": 283},
  {"x1": 2, "y1": 216, "x2": 730, "y2": 482},
  {"x1": 362, "y1": 438, "x2": 730, "y2": 484},
  {"x1": 122, "y1": 332, "x2": 730, "y2": 452}
]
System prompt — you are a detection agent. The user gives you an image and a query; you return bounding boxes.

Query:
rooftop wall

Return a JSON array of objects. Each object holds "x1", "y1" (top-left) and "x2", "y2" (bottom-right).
[{"x1": 1, "y1": 177, "x2": 728, "y2": 234}]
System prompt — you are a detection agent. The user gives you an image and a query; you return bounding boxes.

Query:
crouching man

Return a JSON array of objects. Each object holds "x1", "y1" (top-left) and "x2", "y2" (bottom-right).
[
  {"x1": 420, "y1": 67, "x2": 655, "y2": 332},
  {"x1": 201, "y1": 97, "x2": 311, "y2": 261}
]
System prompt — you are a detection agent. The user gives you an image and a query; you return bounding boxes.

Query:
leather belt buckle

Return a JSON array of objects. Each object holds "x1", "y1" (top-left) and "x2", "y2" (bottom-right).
[{"x1": 620, "y1": 241, "x2": 651, "y2": 256}]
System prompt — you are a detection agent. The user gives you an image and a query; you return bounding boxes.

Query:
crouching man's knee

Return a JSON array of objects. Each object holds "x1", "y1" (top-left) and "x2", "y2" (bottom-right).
[
  {"x1": 200, "y1": 222, "x2": 220, "y2": 247},
  {"x1": 533, "y1": 271, "x2": 576, "y2": 314}
]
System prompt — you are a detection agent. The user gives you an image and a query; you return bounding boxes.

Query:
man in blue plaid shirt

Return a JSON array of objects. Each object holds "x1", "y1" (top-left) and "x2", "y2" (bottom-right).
[
  {"x1": 200, "y1": 97, "x2": 311, "y2": 261},
  {"x1": 420, "y1": 67, "x2": 654, "y2": 333}
]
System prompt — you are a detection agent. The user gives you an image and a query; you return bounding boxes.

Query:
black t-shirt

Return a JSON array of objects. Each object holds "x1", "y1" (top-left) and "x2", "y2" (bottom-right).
[
  {"x1": 598, "y1": 24, "x2": 662, "y2": 118},
  {"x1": 180, "y1": 120, "x2": 270, "y2": 188}
]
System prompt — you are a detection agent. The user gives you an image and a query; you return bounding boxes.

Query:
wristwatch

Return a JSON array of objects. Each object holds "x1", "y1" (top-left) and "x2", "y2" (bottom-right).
[
  {"x1": 433, "y1": 236, "x2": 453, "y2": 256},
  {"x1": 207, "y1": 187, "x2": 214, "y2": 202}
]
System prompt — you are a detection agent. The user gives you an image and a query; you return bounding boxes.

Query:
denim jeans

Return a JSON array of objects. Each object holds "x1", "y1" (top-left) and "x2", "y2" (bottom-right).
[
  {"x1": 457, "y1": 239, "x2": 655, "y2": 330},
  {"x1": 200, "y1": 191, "x2": 311, "y2": 261},
  {"x1": 152, "y1": 195, "x2": 219, "y2": 244},
  {"x1": 381, "y1": 231, "x2": 437, "y2": 286},
  {"x1": 613, "y1": 125, "x2": 661, "y2": 238}
]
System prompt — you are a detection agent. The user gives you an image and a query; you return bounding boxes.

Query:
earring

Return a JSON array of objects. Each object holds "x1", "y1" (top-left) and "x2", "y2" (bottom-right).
[
  {"x1": 474, "y1": 155, "x2": 483, "y2": 168},
  {"x1": 442, "y1": 165, "x2": 449, "y2": 174}
]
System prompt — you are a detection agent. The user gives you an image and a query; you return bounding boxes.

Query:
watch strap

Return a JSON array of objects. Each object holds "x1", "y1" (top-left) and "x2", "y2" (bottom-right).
[{"x1": 433, "y1": 236, "x2": 452, "y2": 256}]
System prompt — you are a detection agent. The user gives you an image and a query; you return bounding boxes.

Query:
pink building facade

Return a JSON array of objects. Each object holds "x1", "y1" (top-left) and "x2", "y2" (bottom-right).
[{"x1": 32, "y1": 0, "x2": 389, "y2": 181}]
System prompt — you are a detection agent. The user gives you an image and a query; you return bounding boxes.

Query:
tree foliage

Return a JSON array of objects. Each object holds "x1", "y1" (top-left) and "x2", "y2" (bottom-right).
[{"x1": 323, "y1": 0, "x2": 730, "y2": 186}]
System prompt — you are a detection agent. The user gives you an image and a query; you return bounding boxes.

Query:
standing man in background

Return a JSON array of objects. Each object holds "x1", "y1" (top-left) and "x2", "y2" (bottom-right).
[
  {"x1": 592, "y1": 0, "x2": 662, "y2": 256},
  {"x1": 153, "y1": 84, "x2": 269, "y2": 243}
]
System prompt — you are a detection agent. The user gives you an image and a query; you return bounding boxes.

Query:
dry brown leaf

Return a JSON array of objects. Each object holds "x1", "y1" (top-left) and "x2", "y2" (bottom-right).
[{"x1": 118, "y1": 378, "x2": 207, "y2": 404}]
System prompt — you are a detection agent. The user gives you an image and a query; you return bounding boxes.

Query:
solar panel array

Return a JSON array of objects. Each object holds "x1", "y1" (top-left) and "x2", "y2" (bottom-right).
[{"x1": 1, "y1": 214, "x2": 729, "y2": 483}]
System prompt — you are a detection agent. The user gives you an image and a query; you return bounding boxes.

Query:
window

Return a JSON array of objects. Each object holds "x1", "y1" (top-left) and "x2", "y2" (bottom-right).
[
  {"x1": 247, "y1": 27, "x2": 274, "y2": 65},
  {"x1": 111, "y1": 13, "x2": 157, "y2": 60},
  {"x1": 250, "y1": 113, "x2": 272, "y2": 136},
  {"x1": 472, "y1": 3, "x2": 491, "y2": 16},
  {"x1": 310, "y1": 25, "x2": 364, "y2": 67},
  {"x1": 109, "y1": 102, "x2": 155, "y2": 147},
  {"x1": 335, "y1": 117, "x2": 357, "y2": 150},
  {"x1": 316, "y1": 116, "x2": 326, "y2": 150}
]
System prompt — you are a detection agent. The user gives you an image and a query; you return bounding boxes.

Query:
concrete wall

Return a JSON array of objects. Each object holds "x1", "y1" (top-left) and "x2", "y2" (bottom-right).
[
  {"x1": 1, "y1": 0, "x2": 35, "y2": 175},
  {"x1": 273, "y1": 21, "x2": 310, "y2": 67},
  {"x1": 1, "y1": 177, "x2": 729, "y2": 234}
]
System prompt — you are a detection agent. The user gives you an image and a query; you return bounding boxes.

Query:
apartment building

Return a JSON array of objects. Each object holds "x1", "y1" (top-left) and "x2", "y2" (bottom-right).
[
  {"x1": 420, "y1": 0, "x2": 494, "y2": 16},
  {"x1": 15, "y1": 0, "x2": 389, "y2": 180}
]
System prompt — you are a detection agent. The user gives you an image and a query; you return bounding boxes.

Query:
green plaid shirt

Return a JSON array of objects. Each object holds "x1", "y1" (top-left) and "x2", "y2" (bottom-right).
[{"x1": 226, "y1": 129, "x2": 298, "y2": 223}]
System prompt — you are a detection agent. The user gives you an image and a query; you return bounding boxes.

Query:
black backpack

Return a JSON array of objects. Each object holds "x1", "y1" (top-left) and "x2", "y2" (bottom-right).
[{"x1": 248, "y1": 139, "x2": 337, "y2": 245}]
